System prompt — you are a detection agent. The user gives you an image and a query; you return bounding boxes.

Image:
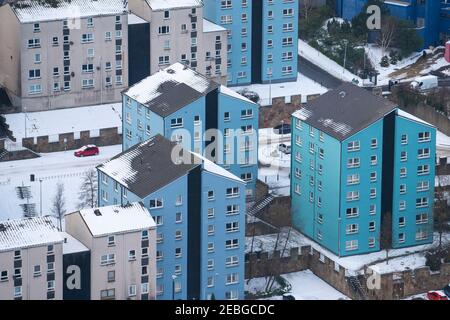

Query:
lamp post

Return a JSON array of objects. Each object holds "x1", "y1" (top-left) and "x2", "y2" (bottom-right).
[
  {"x1": 342, "y1": 39, "x2": 349, "y2": 79},
  {"x1": 172, "y1": 274, "x2": 177, "y2": 300}
]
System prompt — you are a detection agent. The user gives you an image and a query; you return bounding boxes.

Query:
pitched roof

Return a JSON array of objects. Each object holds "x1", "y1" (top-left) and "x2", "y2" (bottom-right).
[
  {"x1": 97, "y1": 134, "x2": 200, "y2": 198},
  {"x1": 123, "y1": 63, "x2": 219, "y2": 117},
  {"x1": 72, "y1": 203, "x2": 155, "y2": 237},
  {"x1": 0, "y1": 216, "x2": 63, "y2": 253},
  {"x1": 146, "y1": 0, "x2": 202, "y2": 11},
  {"x1": 11, "y1": 0, "x2": 126, "y2": 23},
  {"x1": 292, "y1": 83, "x2": 397, "y2": 141}
]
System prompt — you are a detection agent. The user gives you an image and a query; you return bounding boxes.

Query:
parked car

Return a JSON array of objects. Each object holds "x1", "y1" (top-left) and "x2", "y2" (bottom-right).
[
  {"x1": 278, "y1": 143, "x2": 291, "y2": 154},
  {"x1": 282, "y1": 294, "x2": 295, "y2": 300},
  {"x1": 443, "y1": 284, "x2": 450, "y2": 298},
  {"x1": 74, "y1": 145, "x2": 99, "y2": 157},
  {"x1": 426, "y1": 291, "x2": 448, "y2": 301}
]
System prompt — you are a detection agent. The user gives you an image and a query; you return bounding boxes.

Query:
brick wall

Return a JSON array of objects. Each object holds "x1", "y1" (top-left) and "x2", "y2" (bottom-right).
[{"x1": 22, "y1": 127, "x2": 122, "y2": 153}]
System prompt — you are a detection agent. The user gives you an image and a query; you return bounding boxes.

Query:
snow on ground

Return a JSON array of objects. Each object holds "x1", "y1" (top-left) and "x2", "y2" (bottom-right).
[
  {"x1": 369, "y1": 253, "x2": 426, "y2": 274},
  {"x1": 4, "y1": 103, "x2": 122, "y2": 141},
  {"x1": 258, "y1": 166, "x2": 290, "y2": 197},
  {"x1": 232, "y1": 72, "x2": 327, "y2": 107},
  {"x1": 298, "y1": 39, "x2": 363, "y2": 84},
  {"x1": 365, "y1": 44, "x2": 423, "y2": 86},
  {"x1": 437, "y1": 130, "x2": 450, "y2": 159},
  {"x1": 250, "y1": 270, "x2": 349, "y2": 300},
  {"x1": 0, "y1": 145, "x2": 122, "y2": 221},
  {"x1": 246, "y1": 277, "x2": 282, "y2": 295},
  {"x1": 247, "y1": 227, "x2": 450, "y2": 274},
  {"x1": 282, "y1": 270, "x2": 349, "y2": 300},
  {"x1": 259, "y1": 143, "x2": 290, "y2": 169}
]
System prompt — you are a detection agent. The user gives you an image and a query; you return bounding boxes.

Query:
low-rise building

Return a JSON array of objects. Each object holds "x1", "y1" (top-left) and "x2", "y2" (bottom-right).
[
  {"x1": 65, "y1": 202, "x2": 157, "y2": 300},
  {"x1": 0, "y1": 216, "x2": 64, "y2": 300}
]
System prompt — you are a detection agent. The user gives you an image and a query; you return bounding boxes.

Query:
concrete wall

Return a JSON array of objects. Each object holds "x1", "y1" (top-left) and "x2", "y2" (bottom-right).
[
  {"x1": 22, "y1": 127, "x2": 121, "y2": 153},
  {"x1": 256, "y1": 196, "x2": 291, "y2": 228},
  {"x1": 401, "y1": 105, "x2": 450, "y2": 136}
]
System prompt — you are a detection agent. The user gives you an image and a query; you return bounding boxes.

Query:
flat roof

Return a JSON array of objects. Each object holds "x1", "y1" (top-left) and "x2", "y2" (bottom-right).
[{"x1": 146, "y1": 0, "x2": 202, "y2": 11}]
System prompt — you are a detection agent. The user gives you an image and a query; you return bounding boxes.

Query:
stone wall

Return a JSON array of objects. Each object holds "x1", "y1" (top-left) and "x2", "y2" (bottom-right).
[
  {"x1": 22, "y1": 127, "x2": 122, "y2": 153},
  {"x1": 257, "y1": 196, "x2": 291, "y2": 228},
  {"x1": 401, "y1": 105, "x2": 450, "y2": 136},
  {"x1": 255, "y1": 179, "x2": 270, "y2": 203},
  {"x1": 0, "y1": 139, "x2": 4, "y2": 150}
]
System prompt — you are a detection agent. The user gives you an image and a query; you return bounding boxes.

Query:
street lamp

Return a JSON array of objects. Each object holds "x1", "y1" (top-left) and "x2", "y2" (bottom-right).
[
  {"x1": 342, "y1": 39, "x2": 349, "y2": 79},
  {"x1": 172, "y1": 274, "x2": 177, "y2": 300}
]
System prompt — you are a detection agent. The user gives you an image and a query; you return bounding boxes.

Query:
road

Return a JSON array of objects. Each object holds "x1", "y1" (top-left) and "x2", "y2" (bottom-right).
[{"x1": 297, "y1": 55, "x2": 342, "y2": 89}]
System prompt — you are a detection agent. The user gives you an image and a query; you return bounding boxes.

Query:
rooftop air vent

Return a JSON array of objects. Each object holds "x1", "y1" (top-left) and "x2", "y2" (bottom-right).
[
  {"x1": 166, "y1": 69, "x2": 175, "y2": 74},
  {"x1": 94, "y1": 209, "x2": 102, "y2": 216},
  {"x1": 339, "y1": 91, "x2": 346, "y2": 98},
  {"x1": 0, "y1": 224, "x2": 6, "y2": 232}
]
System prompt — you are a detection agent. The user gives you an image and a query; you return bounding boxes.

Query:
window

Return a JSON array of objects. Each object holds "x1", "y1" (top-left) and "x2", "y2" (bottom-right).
[
  {"x1": 207, "y1": 225, "x2": 215, "y2": 236},
  {"x1": 369, "y1": 238, "x2": 376, "y2": 248},
  {"x1": 107, "y1": 270, "x2": 115, "y2": 282},
  {"x1": 416, "y1": 213, "x2": 428, "y2": 224},
  {"x1": 107, "y1": 235, "x2": 115, "y2": 246},
  {"x1": 400, "y1": 184, "x2": 406, "y2": 194},
  {"x1": 128, "y1": 285, "x2": 136, "y2": 297},
  {"x1": 208, "y1": 242, "x2": 215, "y2": 253},
  {"x1": 399, "y1": 200, "x2": 406, "y2": 211},
  {"x1": 175, "y1": 195, "x2": 183, "y2": 206},
  {"x1": 226, "y1": 187, "x2": 239, "y2": 198},
  {"x1": 81, "y1": 33, "x2": 94, "y2": 43},
  {"x1": 149, "y1": 198, "x2": 163, "y2": 209},
  {"x1": 416, "y1": 230, "x2": 428, "y2": 241},
  {"x1": 418, "y1": 132, "x2": 431, "y2": 142},
  {"x1": 208, "y1": 259, "x2": 214, "y2": 270},
  {"x1": 369, "y1": 204, "x2": 376, "y2": 215},
  {"x1": 28, "y1": 38, "x2": 41, "y2": 48},
  {"x1": 346, "y1": 207, "x2": 359, "y2": 218},
  {"x1": 33, "y1": 265, "x2": 41, "y2": 276},
  {"x1": 416, "y1": 197, "x2": 428, "y2": 208},
  {"x1": 176, "y1": 212, "x2": 182, "y2": 223},
  {"x1": 14, "y1": 250, "x2": 21, "y2": 260},
  {"x1": 241, "y1": 109, "x2": 253, "y2": 119},
  {"x1": 101, "y1": 289, "x2": 115, "y2": 300},
  {"x1": 347, "y1": 158, "x2": 360, "y2": 168},
  {"x1": 347, "y1": 141, "x2": 360, "y2": 152},
  {"x1": 128, "y1": 250, "x2": 136, "y2": 261},
  {"x1": 347, "y1": 173, "x2": 360, "y2": 185},
  {"x1": 163, "y1": 10, "x2": 170, "y2": 19},
  {"x1": 141, "y1": 248, "x2": 148, "y2": 258},
  {"x1": 14, "y1": 268, "x2": 21, "y2": 279},
  {"x1": 418, "y1": 148, "x2": 430, "y2": 159},
  {"x1": 401, "y1": 134, "x2": 408, "y2": 144},
  {"x1": 283, "y1": 8, "x2": 294, "y2": 17},
  {"x1": 141, "y1": 283, "x2": 149, "y2": 294},
  {"x1": 399, "y1": 233, "x2": 405, "y2": 243},
  {"x1": 14, "y1": 286, "x2": 22, "y2": 298},
  {"x1": 400, "y1": 151, "x2": 407, "y2": 161},
  {"x1": 175, "y1": 230, "x2": 182, "y2": 240},
  {"x1": 34, "y1": 53, "x2": 41, "y2": 64},
  {"x1": 400, "y1": 167, "x2": 407, "y2": 178},
  {"x1": 399, "y1": 217, "x2": 405, "y2": 227},
  {"x1": 226, "y1": 256, "x2": 239, "y2": 267},
  {"x1": 0, "y1": 271, "x2": 7, "y2": 282},
  {"x1": 105, "y1": 31, "x2": 112, "y2": 41},
  {"x1": 346, "y1": 224, "x2": 358, "y2": 234},
  {"x1": 100, "y1": 254, "x2": 115, "y2": 265},
  {"x1": 346, "y1": 191, "x2": 359, "y2": 201},
  {"x1": 226, "y1": 222, "x2": 239, "y2": 233},
  {"x1": 155, "y1": 216, "x2": 163, "y2": 226},
  {"x1": 28, "y1": 69, "x2": 41, "y2": 79},
  {"x1": 226, "y1": 205, "x2": 239, "y2": 215},
  {"x1": 226, "y1": 273, "x2": 239, "y2": 285},
  {"x1": 47, "y1": 262, "x2": 55, "y2": 272},
  {"x1": 345, "y1": 240, "x2": 358, "y2": 251},
  {"x1": 370, "y1": 172, "x2": 377, "y2": 182},
  {"x1": 156, "y1": 251, "x2": 163, "y2": 261},
  {"x1": 370, "y1": 155, "x2": 377, "y2": 166},
  {"x1": 226, "y1": 290, "x2": 238, "y2": 300},
  {"x1": 371, "y1": 139, "x2": 378, "y2": 148},
  {"x1": 175, "y1": 248, "x2": 182, "y2": 258},
  {"x1": 28, "y1": 84, "x2": 42, "y2": 95},
  {"x1": 370, "y1": 188, "x2": 377, "y2": 198},
  {"x1": 174, "y1": 265, "x2": 182, "y2": 275},
  {"x1": 208, "y1": 190, "x2": 215, "y2": 200},
  {"x1": 52, "y1": 36, "x2": 59, "y2": 46},
  {"x1": 82, "y1": 79, "x2": 94, "y2": 88},
  {"x1": 417, "y1": 181, "x2": 429, "y2": 192},
  {"x1": 417, "y1": 165, "x2": 430, "y2": 175},
  {"x1": 170, "y1": 118, "x2": 183, "y2": 128},
  {"x1": 369, "y1": 221, "x2": 376, "y2": 231},
  {"x1": 226, "y1": 239, "x2": 239, "y2": 249},
  {"x1": 82, "y1": 64, "x2": 94, "y2": 73},
  {"x1": 158, "y1": 26, "x2": 170, "y2": 34}
]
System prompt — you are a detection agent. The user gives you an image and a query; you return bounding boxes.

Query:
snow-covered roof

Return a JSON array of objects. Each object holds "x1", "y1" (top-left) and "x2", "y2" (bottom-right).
[
  {"x1": 61, "y1": 232, "x2": 89, "y2": 254},
  {"x1": 220, "y1": 85, "x2": 256, "y2": 105},
  {"x1": 12, "y1": 0, "x2": 127, "y2": 23},
  {"x1": 146, "y1": 0, "x2": 202, "y2": 11},
  {"x1": 193, "y1": 152, "x2": 244, "y2": 184},
  {"x1": 0, "y1": 216, "x2": 63, "y2": 253},
  {"x1": 97, "y1": 134, "x2": 200, "y2": 198},
  {"x1": 124, "y1": 63, "x2": 219, "y2": 117},
  {"x1": 292, "y1": 83, "x2": 396, "y2": 141},
  {"x1": 397, "y1": 109, "x2": 434, "y2": 127},
  {"x1": 73, "y1": 203, "x2": 155, "y2": 237},
  {"x1": 128, "y1": 13, "x2": 147, "y2": 25},
  {"x1": 203, "y1": 18, "x2": 226, "y2": 33}
]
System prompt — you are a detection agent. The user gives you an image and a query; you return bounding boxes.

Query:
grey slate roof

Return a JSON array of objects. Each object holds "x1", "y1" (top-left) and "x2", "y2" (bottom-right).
[
  {"x1": 292, "y1": 83, "x2": 397, "y2": 141},
  {"x1": 123, "y1": 63, "x2": 220, "y2": 118},
  {"x1": 97, "y1": 135, "x2": 200, "y2": 198}
]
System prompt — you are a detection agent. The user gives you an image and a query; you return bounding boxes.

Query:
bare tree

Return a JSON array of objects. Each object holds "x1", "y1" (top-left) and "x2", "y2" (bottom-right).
[
  {"x1": 301, "y1": 0, "x2": 314, "y2": 21},
  {"x1": 435, "y1": 176, "x2": 450, "y2": 250},
  {"x1": 378, "y1": 16, "x2": 397, "y2": 56},
  {"x1": 52, "y1": 182, "x2": 66, "y2": 231},
  {"x1": 78, "y1": 169, "x2": 98, "y2": 209}
]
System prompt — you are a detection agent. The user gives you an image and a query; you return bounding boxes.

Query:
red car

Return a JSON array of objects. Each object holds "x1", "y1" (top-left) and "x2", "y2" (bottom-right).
[
  {"x1": 426, "y1": 291, "x2": 448, "y2": 301},
  {"x1": 74, "y1": 145, "x2": 99, "y2": 157}
]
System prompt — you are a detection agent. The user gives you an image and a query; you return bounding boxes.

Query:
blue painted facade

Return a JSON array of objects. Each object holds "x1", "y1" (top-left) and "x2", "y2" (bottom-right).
[
  {"x1": 98, "y1": 154, "x2": 246, "y2": 300},
  {"x1": 122, "y1": 75, "x2": 259, "y2": 200},
  {"x1": 335, "y1": 0, "x2": 445, "y2": 48},
  {"x1": 203, "y1": 0, "x2": 298, "y2": 86},
  {"x1": 291, "y1": 109, "x2": 436, "y2": 257}
]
